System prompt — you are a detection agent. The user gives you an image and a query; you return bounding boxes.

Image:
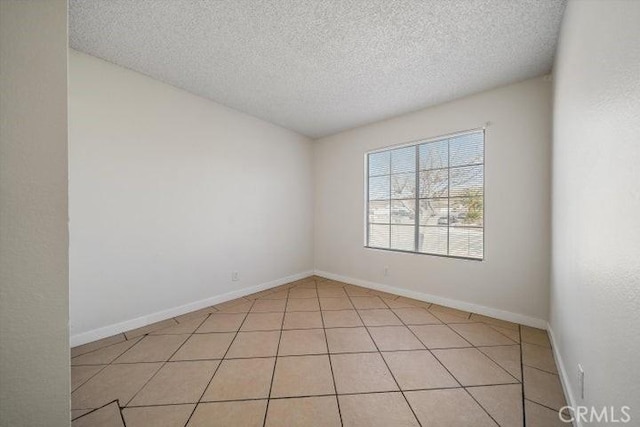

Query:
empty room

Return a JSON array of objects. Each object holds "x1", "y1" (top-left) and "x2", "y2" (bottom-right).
[{"x1": 1, "y1": 0, "x2": 639, "y2": 426}]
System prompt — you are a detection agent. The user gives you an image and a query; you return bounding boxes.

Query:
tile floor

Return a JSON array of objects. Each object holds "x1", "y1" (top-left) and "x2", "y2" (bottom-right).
[{"x1": 71, "y1": 276, "x2": 569, "y2": 426}]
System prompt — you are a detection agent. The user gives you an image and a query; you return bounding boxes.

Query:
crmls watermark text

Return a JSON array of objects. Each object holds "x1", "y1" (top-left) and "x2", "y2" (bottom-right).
[{"x1": 560, "y1": 406, "x2": 632, "y2": 424}]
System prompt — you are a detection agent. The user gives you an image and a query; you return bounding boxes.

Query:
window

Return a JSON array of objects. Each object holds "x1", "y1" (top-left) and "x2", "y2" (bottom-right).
[{"x1": 366, "y1": 130, "x2": 484, "y2": 260}]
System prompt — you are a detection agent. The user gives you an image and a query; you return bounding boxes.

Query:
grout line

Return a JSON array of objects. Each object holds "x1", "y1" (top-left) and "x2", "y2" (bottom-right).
[
  {"x1": 319, "y1": 280, "x2": 344, "y2": 427},
  {"x1": 119, "y1": 382, "x2": 534, "y2": 410},
  {"x1": 71, "y1": 364, "x2": 110, "y2": 393},
  {"x1": 121, "y1": 314, "x2": 212, "y2": 409},
  {"x1": 72, "y1": 280, "x2": 563, "y2": 424},
  {"x1": 381, "y1": 295, "x2": 504, "y2": 426},
  {"x1": 70, "y1": 399, "x2": 123, "y2": 423},
  {"x1": 520, "y1": 324, "x2": 527, "y2": 427},
  {"x1": 117, "y1": 399, "x2": 128, "y2": 426},
  {"x1": 344, "y1": 291, "x2": 423, "y2": 427},
  {"x1": 71, "y1": 335, "x2": 139, "y2": 361},
  {"x1": 181, "y1": 300, "x2": 258, "y2": 426},
  {"x1": 523, "y1": 397, "x2": 567, "y2": 414},
  {"x1": 261, "y1": 278, "x2": 295, "y2": 427},
  {"x1": 72, "y1": 345, "x2": 532, "y2": 367},
  {"x1": 435, "y1": 321, "x2": 521, "y2": 385},
  {"x1": 523, "y1": 364, "x2": 562, "y2": 376}
]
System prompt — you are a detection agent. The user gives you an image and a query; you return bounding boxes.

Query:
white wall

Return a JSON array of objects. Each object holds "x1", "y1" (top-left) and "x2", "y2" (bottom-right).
[
  {"x1": 550, "y1": 0, "x2": 640, "y2": 421},
  {"x1": 69, "y1": 50, "x2": 313, "y2": 344},
  {"x1": 0, "y1": 1, "x2": 70, "y2": 425},
  {"x1": 314, "y1": 76, "x2": 552, "y2": 325}
]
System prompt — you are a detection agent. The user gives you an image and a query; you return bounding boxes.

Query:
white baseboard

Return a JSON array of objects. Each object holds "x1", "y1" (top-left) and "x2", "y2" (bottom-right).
[
  {"x1": 547, "y1": 322, "x2": 580, "y2": 427},
  {"x1": 70, "y1": 270, "x2": 314, "y2": 347},
  {"x1": 314, "y1": 269, "x2": 548, "y2": 329}
]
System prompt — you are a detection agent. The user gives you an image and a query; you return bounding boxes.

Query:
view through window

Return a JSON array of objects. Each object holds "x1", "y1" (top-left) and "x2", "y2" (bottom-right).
[{"x1": 366, "y1": 130, "x2": 484, "y2": 259}]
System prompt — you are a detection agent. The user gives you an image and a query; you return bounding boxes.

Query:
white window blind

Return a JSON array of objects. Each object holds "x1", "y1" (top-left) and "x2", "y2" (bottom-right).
[{"x1": 366, "y1": 130, "x2": 484, "y2": 260}]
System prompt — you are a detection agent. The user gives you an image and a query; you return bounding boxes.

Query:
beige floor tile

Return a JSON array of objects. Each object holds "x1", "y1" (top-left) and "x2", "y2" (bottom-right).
[
  {"x1": 251, "y1": 298, "x2": 286, "y2": 313},
  {"x1": 286, "y1": 297, "x2": 320, "y2": 312},
  {"x1": 525, "y1": 399, "x2": 568, "y2": 427},
  {"x1": 246, "y1": 290, "x2": 275, "y2": 300},
  {"x1": 72, "y1": 365, "x2": 106, "y2": 392},
  {"x1": 210, "y1": 299, "x2": 237, "y2": 310},
  {"x1": 294, "y1": 279, "x2": 317, "y2": 288},
  {"x1": 339, "y1": 392, "x2": 419, "y2": 427},
  {"x1": 72, "y1": 338, "x2": 142, "y2": 366},
  {"x1": 368, "y1": 326, "x2": 425, "y2": 351},
  {"x1": 358, "y1": 309, "x2": 403, "y2": 326},
  {"x1": 405, "y1": 388, "x2": 496, "y2": 427},
  {"x1": 72, "y1": 401, "x2": 124, "y2": 427},
  {"x1": 392, "y1": 307, "x2": 441, "y2": 325},
  {"x1": 523, "y1": 366, "x2": 566, "y2": 411},
  {"x1": 196, "y1": 313, "x2": 245, "y2": 333},
  {"x1": 288, "y1": 288, "x2": 318, "y2": 298},
  {"x1": 317, "y1": 279, "x2": 344, "y2": 286},
  {"x1": 490, "y1": 324, "x2": 521, "y2": 343},
  {"x1": 344, "y1": 285, "x2": 371, "y2": 296},
  {"x1": 240, "y1": 312, "x2": 284, "y2": 331},
  {"x1": 449, "y1": 323, "x2": 518, "y2": 346},
  {"x1": 265, "y1": 396, "x2": 341, "y2": 427},
  {"x1": 320, "y1": 297, "x2": 354, "y2": 310},
  {"x1": 521, "y1": 326, "x2": 551, "y2": 348},
  {"x1": 283, "y1": 311, "x2": 323, "y2": 329},
  {"x1": 129, "y1": 360, "x2": 219, "y2": 406},
  {"x1": 428, "y1": 308, "x2": 476, "y2": 324},
  {"x1": 278, "y1": 329, "x2": 327, "y2": 355},
  {"x1": 214, "y1": 298, "x2": 250, "y2": 310},
  {"x1": 317, "y1": 287, "x2": 348, "y2": 298},
  {"x1": 433, "y1": 348, "x2": 519, "y2": 386},
  {"x1": 467, "y1": 384, "x2": 523, "y2": 427},
  {"x1": 478, "y1": 345, "x2": 522, "y2": 381},
  {"x1": 384, "y1": 298, "x2": 420, "y2": 309},
  {"x1": 271, "y1": 355, "x2": 335, "y2": 397},
  {"x1": 322, "y1": 310, "x2": 363, "y2": 328},
  {"x1": 260, "y1": 290, "x2": 289, "y2": 299},
  {"x1": 174, "y1": 306, "x2": 217, "y2": 323},
  {"x1": 125, "y1": 319, "x2": 179, "y2": 340},
  {"x1": 522, "y1": 343, "x2": 558, "y2": 373},
  {"x1": 72, "y1": 334, "x2": 126, "y2": 358},
  {"x1": 122, "y1": 404, "x2": 195, "y2": 427},
  {"x1": 151, "y1": 316, "x2": 208, "y2": 335},
  {"x1": 202, "y1": 357, "x2": 275, "y2": 401},
  {"x1": 226, "y1": 331, "x2": 280, "y2": 358},
  {"x1": 187, "y1": 400, "x2": 267, "y2": 427},
  {"x1": 72, "y1": 363, "x2": 162, "y2": 409},
  {"x1": 470, "y1": 314, "x2": 519, "y2": 331},
  {"x1": 382, "y1": 350, "x2": 459, "y2": 390},
  {"x1": 368, "y1": 290, "x2": 400, "y2": 300},
  {"x1": 331, "y1": 353, "x2": 398, "y2": 394},
  {"x1": 430, "y1": 305, "x2": 470, "y2": 319},
  {"x1": 409, "y1": 325, "x2": 472, "y2": 349},
  {"x1": 171, "y1": 333, "x2": 235, "y2": 360},
  {"x1": 350, "y1": 296, "x2": 387, "y2": 309},
  {"x1": 396, "y1": 296, "x2": 432, "y2": 308},
  {"x1": 325, "y1": 327, "x2": 377, "y2": 353},
  {"x1": 115, "y1": 335, "x2": 190, "y2": 363},
  {"x1": 217, "y1": 300, "x2": 253, "y2": 313},
  {"x1": 71, "y1": 409, "x2": 93, "y2": 420}
]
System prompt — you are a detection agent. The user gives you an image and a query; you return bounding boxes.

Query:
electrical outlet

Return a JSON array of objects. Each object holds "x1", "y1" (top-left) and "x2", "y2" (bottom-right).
[
  {"x1": 578, "y1": 364, "x2": 585, "y2": 399},
  {"x1": 232, "y1": 271, "x2": 239, "y2": 281},
  {"x1": 384, "y1": 266, "x2": 389, "y2": 277}
]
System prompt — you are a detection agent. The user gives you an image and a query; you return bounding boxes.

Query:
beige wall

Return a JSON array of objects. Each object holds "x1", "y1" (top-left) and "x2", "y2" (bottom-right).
[
  {"x1": 550, "y1": 0, "x2": 640, "y2": 420},
  {"x1": 314, "y1": 76, "x2": 552, "y2": 326},
  {"x1": 0, "y1": 1, "x2": 70, "y2": 425},
  {"x1": 69, "y1": 51, "x2": 314, "y2": 345}
]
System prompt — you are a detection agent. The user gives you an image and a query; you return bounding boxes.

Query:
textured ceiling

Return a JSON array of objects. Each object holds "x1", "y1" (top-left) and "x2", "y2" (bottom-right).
[{"x1": 69, "y1": 0, "x2": 566, "y2": 138}]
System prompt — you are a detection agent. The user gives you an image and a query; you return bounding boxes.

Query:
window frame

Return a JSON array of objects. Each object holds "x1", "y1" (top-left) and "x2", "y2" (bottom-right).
[{"x1": 363, "y1": 128, "x2": 486, "y2": 261}]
